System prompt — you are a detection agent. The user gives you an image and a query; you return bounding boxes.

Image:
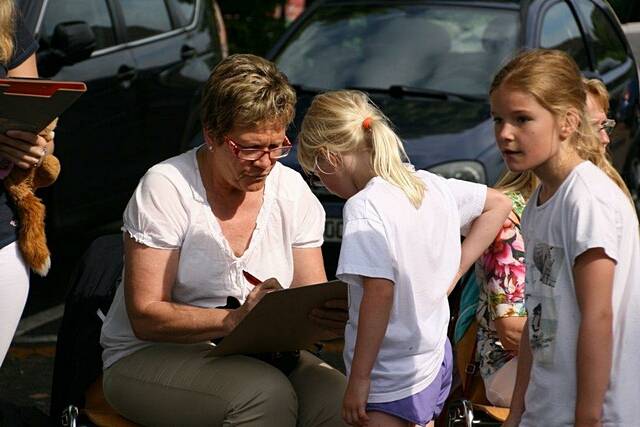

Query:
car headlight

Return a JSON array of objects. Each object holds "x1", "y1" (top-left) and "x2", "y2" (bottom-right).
[{"x1": 428, "y1": 161, "x2": 486, "y2": 184}]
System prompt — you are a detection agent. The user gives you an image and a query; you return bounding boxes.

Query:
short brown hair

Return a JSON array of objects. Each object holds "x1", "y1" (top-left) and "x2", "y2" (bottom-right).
[{"x1": 200, "y1": 54, "x2": 296, "y2": 143}]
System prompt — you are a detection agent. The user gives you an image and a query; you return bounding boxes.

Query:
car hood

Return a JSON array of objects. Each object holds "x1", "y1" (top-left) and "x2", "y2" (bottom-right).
[{"x1": 283, "y1": 93, "x2": 495, "y2": 171}]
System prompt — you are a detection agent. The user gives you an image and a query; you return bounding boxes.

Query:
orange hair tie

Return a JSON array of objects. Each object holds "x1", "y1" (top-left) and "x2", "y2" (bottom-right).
[{"x1": 362, "y1": 117, "x2": 373, "y2": 131}]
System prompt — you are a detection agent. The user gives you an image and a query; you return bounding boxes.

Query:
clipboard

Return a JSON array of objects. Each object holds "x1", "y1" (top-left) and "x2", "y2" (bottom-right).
[
  {"x1": 0, "y1": 78, "x2": 87, "y2": 134},
  {"x1": 210, "y1": 280, "x2": 348, "y2": 356}
]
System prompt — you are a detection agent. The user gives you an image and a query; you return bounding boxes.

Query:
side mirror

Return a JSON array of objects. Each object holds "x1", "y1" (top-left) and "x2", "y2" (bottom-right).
[{"x1": 38, "y1": 21, "x2": 96, "y2": 77}]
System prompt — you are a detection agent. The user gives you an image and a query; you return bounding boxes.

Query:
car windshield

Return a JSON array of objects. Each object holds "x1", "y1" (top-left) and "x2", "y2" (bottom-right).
[{"x1": 274, "y1": 4, "x2": 520, "y2": 98}]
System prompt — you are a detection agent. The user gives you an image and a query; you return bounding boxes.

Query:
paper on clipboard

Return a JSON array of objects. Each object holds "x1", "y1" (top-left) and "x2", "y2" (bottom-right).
[
  {"x1": 0, "y1": 78, "x2": 87, "y2": 134},
  {"x1": 209, "y1": 280, "x2": 348, "y2": 356}
]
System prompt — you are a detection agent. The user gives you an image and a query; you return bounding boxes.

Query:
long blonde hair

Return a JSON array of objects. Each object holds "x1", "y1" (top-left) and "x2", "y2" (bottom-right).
[
  {"x1": 0, "y1": 0, "x2": 15, "y2": 64},
  {"x1": 490, "y1": 49, "x2": 631, "y2": 200},
  {"x1": 297, "y1": 90, "x2": 426, "y2": 208}
]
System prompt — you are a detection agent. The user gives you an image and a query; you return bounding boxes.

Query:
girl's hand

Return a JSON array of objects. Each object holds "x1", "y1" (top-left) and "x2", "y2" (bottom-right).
[
  {"x1": 342, "y1": 376, "x2": 370, "y2": 426},
  {"x1": 310, "y1": 298, "x2": 348, "y2": 340},
  {"x1": 0, "y1": 130, "x2": 49, "y2": 169}
]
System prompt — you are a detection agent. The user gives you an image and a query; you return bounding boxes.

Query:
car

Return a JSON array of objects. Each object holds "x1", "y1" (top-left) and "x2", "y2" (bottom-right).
[
  {"x1": 267, "y1": 0, "x2": 640, "y2": 276},
  {"x1": 16, "y1": 0, "x2": 225, "y2": 243}
]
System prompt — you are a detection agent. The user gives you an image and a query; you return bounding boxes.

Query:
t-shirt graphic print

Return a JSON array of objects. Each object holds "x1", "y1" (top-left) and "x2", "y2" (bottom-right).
[{"x1": 528, "y1": 242, "x2": 563, "y2": 365}]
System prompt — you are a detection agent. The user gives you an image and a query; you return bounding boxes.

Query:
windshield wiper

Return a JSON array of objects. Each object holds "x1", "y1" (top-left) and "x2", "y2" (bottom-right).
[{"x1": 347, "y1": 85, "x2": 485, "y2": 102}]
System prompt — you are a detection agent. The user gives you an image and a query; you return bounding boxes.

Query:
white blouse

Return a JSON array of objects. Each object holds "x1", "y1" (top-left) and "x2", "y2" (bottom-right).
[{"x1": 101, "y1": 147, "x2": 325, "y2": 368}]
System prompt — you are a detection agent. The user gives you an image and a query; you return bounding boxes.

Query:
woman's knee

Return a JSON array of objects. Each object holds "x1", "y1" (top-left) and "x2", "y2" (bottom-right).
[{"x1": 226, "y1": 360, "x2": 298, "y2": 425}]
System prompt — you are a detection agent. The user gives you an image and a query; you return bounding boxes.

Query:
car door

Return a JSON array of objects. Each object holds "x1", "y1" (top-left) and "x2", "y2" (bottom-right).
[
  {"x1": 115, "y1": 0, "x2": 208, "y2": 168},
  {"x1": 572, "y1": 0, "x2": 639, "y2": 171},
  {"x1": 35, "y1": 0, "x2": 138, "y2": 233}
]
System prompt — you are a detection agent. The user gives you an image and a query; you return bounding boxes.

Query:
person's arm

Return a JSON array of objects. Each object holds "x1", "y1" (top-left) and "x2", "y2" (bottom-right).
[
  {"x1": 291, "y1": 246, "x2": 327, "y2": 287},
  {"x1": 342, "y1": 277, "x2": 393, "y2": 426},
  {"x1": 123, "y1": 235, "x2": 279, "y2": 342},
  {"x1": 7, "y1": 51, "x2": 38, "y2": 77},
  {"x1": 449, "y1": 188, "x2": 512, "y2": 294},
  {"x1": 494, "y1": 317, "x2": 526, "y2": 352},
  {"x1": 573, "y1": 248, "x2": 614, "y2": 427},
  {"x1": 484, "y1": 217, "x2": 527, "y2": 351},
  {"x1": 502, "y1": 320, "x2": 532, "y2": 427},
  {"x1": 1, "y1": 53, "x2": 53, "y2": 168}
]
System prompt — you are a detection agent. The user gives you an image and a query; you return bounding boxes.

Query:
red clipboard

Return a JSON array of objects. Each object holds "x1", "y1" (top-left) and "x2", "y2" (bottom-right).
[{"x1": 0, "y1": 78, "x2": 87, "y2": 134}]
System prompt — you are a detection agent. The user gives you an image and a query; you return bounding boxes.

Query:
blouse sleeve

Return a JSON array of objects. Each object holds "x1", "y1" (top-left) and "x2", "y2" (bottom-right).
[
  {"x1": 478, "y1": 216, "x2": 527, "y2": 320},
  {"x1": 122, "y1": 171, "x2": 188, "y2": 249}
]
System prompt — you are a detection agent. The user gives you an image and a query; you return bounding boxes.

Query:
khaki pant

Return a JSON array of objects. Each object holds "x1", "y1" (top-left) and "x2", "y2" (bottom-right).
[{"x1": 103, "y1": 343, "x2": 348, "y2": 426}]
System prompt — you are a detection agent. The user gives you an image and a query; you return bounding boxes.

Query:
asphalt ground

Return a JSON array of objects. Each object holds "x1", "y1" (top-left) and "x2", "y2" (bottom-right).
[{"x1": 2, "y1": 23, "x2": 640, "y2": 427}]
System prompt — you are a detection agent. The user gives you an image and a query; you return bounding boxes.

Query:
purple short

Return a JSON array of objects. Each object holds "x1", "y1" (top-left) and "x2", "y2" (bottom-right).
[{"x1": 366, "y1": 339, "x2": 453, "y2": 426}]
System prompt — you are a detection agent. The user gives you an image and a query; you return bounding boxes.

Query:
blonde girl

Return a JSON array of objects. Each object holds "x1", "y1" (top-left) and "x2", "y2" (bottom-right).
[
  {"x1": 490, "y1": 49, "x2": 640, "y2": 427},
  {"x1": 298, "y1": 90, "x2": 511, "y2": 427}
]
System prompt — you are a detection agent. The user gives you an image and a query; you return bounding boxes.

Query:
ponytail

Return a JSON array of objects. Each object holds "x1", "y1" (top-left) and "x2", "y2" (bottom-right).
[
  {"x1": 298, "y1": 90, "x2": 426, "y2": 208},
  {"x1": 367, "y1": 118, "x2": 426, "y2": 208}
]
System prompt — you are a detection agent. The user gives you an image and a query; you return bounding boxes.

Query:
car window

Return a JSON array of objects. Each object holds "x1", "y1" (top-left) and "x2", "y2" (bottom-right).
[
  {"x1": 575, "y1": 0, "x2": 627, "y2": 74},
  {"x1": 120, "y1": 0, "x2": 173, "y2": 42},
  {"x1": 168, "y1": 0, "x2": 196, "y2": 27},
  {"x1": 273, "y1": 4, "x2": 520, "y2": 97},
  {"x1": 539, "y1": 1, "x2": 589, "y2": 70},
  {"x1": 40, "y1": 0, "x2": 116, "y2": 51}
]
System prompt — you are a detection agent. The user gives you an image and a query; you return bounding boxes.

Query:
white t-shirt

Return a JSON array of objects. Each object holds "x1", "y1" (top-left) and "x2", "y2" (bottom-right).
[
  {"x1": 337, "y1": 171, "x2": 486, "y2": 403},
  {"x1": 100, "y1": 148, "x2": 325, "y2": 368},
  {"x1": 519, "y1": 162, "x2": 640, "y2": 427}
]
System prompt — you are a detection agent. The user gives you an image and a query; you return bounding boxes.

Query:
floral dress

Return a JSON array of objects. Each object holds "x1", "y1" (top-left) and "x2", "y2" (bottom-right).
[{"x1": 475, "y1": 192, "x2": 526, "y2": 378}]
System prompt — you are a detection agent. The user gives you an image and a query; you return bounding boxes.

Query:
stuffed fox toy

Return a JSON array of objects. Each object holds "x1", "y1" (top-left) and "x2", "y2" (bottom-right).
[{"x1": 3, "y1": 119, "x2": 60, "y2": 276}]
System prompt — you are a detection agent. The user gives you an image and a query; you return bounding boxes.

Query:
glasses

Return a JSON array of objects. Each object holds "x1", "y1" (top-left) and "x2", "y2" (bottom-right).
[
  {"x1": 224, "y1": 136, "x2": 292, "y2": 161},
  {"x1": 307, "y1": 155, "x2": 336, "y2": 188},
  {"x1": 598, "y1": 119, "x2": 616, "y2": 135}
]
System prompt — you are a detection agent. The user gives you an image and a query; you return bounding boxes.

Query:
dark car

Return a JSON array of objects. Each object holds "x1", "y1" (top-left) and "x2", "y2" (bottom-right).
[
  {"x1": 267, "y1": 0, "x2": 640, "y2": 275},
  {"x1": 16, "y1": 0, "x2": 225, "y2": 241}
]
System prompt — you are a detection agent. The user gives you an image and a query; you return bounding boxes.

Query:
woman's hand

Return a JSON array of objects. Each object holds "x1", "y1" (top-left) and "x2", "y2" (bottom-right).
[
  {"x1": 342, "y1": 376, "x2": 370, "y2": 426},
  {"x1": 0, "y1": 130, "x2": 49, "y2": 169},
  {"x1": 227, "y1": 278, "x2": 283, "y2": 330},
  {"x1": 310, "y1": 298, "x2": 348, "y2": 341}
]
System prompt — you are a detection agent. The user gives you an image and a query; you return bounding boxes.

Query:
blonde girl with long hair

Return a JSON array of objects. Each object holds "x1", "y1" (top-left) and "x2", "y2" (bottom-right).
[
  {"x1": 490, "y1": 49, "x2": 640, "y2": 427},
  {"x1": 298, "y1": 90, "x2": 512, "y2": 427},
  {"x1": 0, "y1": 0, "x2": 54, "y2": 367}
]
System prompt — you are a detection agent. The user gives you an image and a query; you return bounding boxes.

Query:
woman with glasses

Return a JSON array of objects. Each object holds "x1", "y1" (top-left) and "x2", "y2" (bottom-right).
[
  {"x1": 100, "y1": 54, "x2": 349, "y2": 427},
  {"x1": 584, "y1": 78, "x2": 615, "y2": 147}
]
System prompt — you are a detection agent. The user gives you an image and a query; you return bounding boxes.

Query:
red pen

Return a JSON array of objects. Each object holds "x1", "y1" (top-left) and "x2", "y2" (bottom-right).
[{"x1": 242, "y1": 270, "x2": 262, "y2": 286}]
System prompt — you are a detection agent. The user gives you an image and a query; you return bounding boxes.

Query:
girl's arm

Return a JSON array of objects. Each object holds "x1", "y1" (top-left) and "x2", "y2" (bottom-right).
[
  {"x1": 573, "y1": 248, "x2": 615, "y2": 427},
  {"x1": 503, "y1": 320, "x2": 533, "y2": 426},
  {"x1": 342, "y1": 277, "x2": 393, "y2": 426},
  {"x1": 449, "y1": 188, "x2": 512, "y2": 294}
]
